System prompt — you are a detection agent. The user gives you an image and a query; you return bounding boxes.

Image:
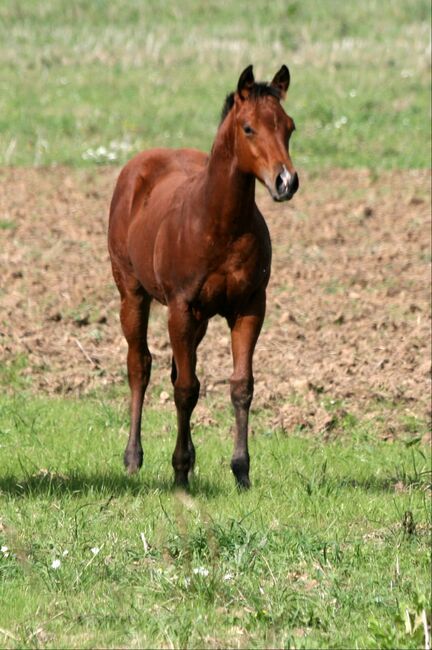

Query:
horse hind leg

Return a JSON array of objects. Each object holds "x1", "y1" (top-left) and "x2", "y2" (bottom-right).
[{"x1": 118, "y1": 281, "x2": 152, "y2": 474}]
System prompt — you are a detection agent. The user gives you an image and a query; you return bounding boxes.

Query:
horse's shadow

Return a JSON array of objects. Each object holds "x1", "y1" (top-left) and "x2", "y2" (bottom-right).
[
  {"x1": 0, "y1": 470, "x2": 227, "y2": 500},
  {"x1": 2, "y1": 463, "x2": 422, "y2": 501}
]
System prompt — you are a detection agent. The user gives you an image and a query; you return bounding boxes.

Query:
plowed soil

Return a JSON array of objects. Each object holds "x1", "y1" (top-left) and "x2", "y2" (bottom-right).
[{"x1": 1, "y1": 167, "x2": 430, "y2": 438}]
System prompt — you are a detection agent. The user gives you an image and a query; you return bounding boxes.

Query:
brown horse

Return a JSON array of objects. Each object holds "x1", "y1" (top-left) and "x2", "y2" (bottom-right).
[{"x1": 108, "y1": 65, "x2": 299, "y2": 489}]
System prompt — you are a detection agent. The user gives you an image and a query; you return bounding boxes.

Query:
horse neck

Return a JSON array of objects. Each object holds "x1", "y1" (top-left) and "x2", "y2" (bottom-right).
[{"x1": 201, "y1": 115, "x2": 255, "y2": 235}]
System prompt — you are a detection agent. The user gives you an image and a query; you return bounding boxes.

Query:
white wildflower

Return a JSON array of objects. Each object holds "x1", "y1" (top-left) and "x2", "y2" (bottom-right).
[
  {"x1": 193, "y1": 567, "x2": 209, "y2": 577},
  {"x1": 334, "y1": 116, "x2": 348, "y2": 129},
  {"x1": 140, "y1": 532, "x2": 149, "y2": 553},
  {"x1": 62, "y1": 549, "x2": 69, "y2": 557},
  {"x1": 90, "y1": 546, "x2": 100, "y2": 555},
  {"x1": 51, "y1": 559, "x2": 61, "y2": 569},
  {"x1": 223, "y1": 571, "x2": 234, "y2": 581},
  {"x1": 82, "y1": 138, "x2": 132, "y2": 163},
  {"x1": 1, "y1": 545, "x2": 9, "y2": 558}
]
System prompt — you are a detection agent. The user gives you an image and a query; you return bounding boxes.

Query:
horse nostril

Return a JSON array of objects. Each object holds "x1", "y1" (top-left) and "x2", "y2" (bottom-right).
[
  {"x1": 290, "y1": 172, "x2": 299, "y2": 194},
  {"x1": 275, "y1": 173, "x2": 285, "y2": 195}
]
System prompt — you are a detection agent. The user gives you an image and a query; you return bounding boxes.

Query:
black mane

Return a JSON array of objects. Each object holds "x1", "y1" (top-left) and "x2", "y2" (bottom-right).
[{"x1": 219, "y1": 82, "x2": 281, "y2": 124}]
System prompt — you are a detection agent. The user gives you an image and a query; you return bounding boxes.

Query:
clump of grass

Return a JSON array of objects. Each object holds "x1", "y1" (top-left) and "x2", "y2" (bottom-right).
[
  {"x1": 0, "y1": 355, "x2": 31, "y2": 392},
  {"x1": 0, "y1": 219, "x2": 16, "y2": 230}
]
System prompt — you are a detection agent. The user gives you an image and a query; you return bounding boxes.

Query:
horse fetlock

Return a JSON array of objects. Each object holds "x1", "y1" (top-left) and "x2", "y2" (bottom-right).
[
  {"x1": 173, "y1": 469, "x2": 190, "y2": 489},
  {"x1": 188, "y1": 443, "x2": 196, "y2": 470},
  {"x1": 172, "y1": 451, "x2": 194, "y2": 487},
  {"x1": 124, "y1": 445, "x2": 143, "y2": 474},
  {"x1": 172, "y1": 449, "x2": 194, "y2": 472}
]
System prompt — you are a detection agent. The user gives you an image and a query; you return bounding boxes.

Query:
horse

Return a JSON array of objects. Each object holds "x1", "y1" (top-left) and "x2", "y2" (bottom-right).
[{"x1": 108, "y1": 64, "x2": 299, "y2": 489}]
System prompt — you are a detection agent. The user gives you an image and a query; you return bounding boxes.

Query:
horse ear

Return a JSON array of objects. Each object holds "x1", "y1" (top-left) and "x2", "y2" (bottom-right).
[
  {"x1": 237, "y1": 65, "x2": 255, "y2": 99},
  {"x1": 271, "y1": 65, "x2": 290, "y2": 100}
]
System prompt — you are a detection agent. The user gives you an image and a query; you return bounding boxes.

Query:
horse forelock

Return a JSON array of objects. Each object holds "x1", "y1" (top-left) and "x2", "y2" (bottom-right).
[{"x1": 219, "y1": 83, "x2": 281, "y2": 125}]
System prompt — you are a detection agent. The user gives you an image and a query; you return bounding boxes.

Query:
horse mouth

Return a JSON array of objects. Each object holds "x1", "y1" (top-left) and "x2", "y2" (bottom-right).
[
  {"x1": 268, "y1": 185, "x2": 297, "y2": 202},
  {"x1": 272, "y1": 189, "x2": 296, "y2": 202}
]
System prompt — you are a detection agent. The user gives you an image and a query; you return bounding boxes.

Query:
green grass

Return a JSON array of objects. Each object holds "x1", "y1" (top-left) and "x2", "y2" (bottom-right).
[
  {"x1": 0, "y1": 0, "x2": 430, "y2": 169},
  {"x1": 0, "y1": 394, "x2": 430, "y2": 649}
]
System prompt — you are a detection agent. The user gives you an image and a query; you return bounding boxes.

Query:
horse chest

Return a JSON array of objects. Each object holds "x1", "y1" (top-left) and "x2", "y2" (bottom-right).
[{"x1": 195, "y1": 249, "x2": 269, "y2": 318}]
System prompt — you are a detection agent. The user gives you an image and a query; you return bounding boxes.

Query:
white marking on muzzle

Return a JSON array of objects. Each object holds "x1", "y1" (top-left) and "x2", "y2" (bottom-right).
[{"x1": 279, "y1": 165, "x2": 292, "y2": 192}]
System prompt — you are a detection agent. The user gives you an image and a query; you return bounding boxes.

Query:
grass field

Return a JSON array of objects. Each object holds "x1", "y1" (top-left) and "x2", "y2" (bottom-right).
[
  {"x1": 0, "y1": 0, "x2": 431, "y2": 648},
  {"x1": 0, "y1": 0, "x2": 430, "y2": 169},
  {"x1": 0, "y1": 393, "x2": 430, "y2": 649}
]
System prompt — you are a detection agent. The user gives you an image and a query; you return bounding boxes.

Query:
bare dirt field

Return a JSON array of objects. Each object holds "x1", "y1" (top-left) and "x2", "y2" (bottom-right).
[{"x1": 0, "y1": 167, "x2": 430, "y2": 439}]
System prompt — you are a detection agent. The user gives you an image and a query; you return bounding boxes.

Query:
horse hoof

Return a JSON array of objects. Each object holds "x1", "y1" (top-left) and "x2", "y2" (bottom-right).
[
  {"x1": 124, "y1": 449, "x2": 143, "y2": 474},
  {"x1": 173, "y1": 471, "x2": 189, "y2": 489},
  {"x1": 236, "y1": 476, "x2": 251, "y2": 490},
  {"x1": 231, "y1": 457, "x2": 250, "y2": 490}
]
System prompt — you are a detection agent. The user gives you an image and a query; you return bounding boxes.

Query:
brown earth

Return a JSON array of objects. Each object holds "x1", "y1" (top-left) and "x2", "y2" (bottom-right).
[{"x1": 0, "y1": 167, "x2": 430, "y2": 439}]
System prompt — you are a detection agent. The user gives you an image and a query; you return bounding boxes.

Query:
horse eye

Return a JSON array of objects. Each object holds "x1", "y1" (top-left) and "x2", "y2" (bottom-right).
[{"x1": 243, "y1": 124, "x2": 254, "y2": 135}]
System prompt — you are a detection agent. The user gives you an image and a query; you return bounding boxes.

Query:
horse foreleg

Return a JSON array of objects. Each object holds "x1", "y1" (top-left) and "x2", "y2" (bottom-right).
[
  {"x1": 168, "y1": 304, "x2": 205, "y2": 487},
  {"x1": 170, "y1": 319, "x2": 208, "y2": 477},
  {"x1": 120, "y1": 289, "x2": 152, "y2": 474},
  {"x1": 228, "y1": 291, "x2": 266, "y2": 489}
]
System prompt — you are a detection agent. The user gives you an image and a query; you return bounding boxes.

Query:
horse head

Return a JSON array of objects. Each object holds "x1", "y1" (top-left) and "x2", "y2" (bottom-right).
[{"x1": 230, "y1": 64, "x2": 299, "y2": 202}]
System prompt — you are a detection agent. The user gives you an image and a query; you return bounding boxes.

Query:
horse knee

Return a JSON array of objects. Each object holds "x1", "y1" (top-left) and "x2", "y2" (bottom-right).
[
  {"x1": 174, "y1": 378, "x2": 200, "y2": 413},
  {"x1": 141, "y1": 350, "x2": 152, "y2": 375},
  {"x1": 230, "y1": 377, "x2": 254, "y2": 411},
  {"x1": 127, "y1": 349, "x2": 152, "y2": 387}
]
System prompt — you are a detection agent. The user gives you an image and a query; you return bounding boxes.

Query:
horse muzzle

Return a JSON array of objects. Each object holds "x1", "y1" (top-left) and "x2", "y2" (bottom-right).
[{"x1": 264, "y1": 165, "x2": 299, "y2": 202}]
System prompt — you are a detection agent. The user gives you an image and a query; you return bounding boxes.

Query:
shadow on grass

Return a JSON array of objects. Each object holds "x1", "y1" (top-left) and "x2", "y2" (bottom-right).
[
  {"x1": 291, "y1": 473, "x2": 430, "y2": 497},
  {"x1": 0, "y1": 471, "x2": 227, "y2": 500},
  {"x1": 1, "y1": 472, "x2": 427, "y2": 501},
  {"x1": 335, "y1": 474, "x2": 430, "y2": 492}
]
